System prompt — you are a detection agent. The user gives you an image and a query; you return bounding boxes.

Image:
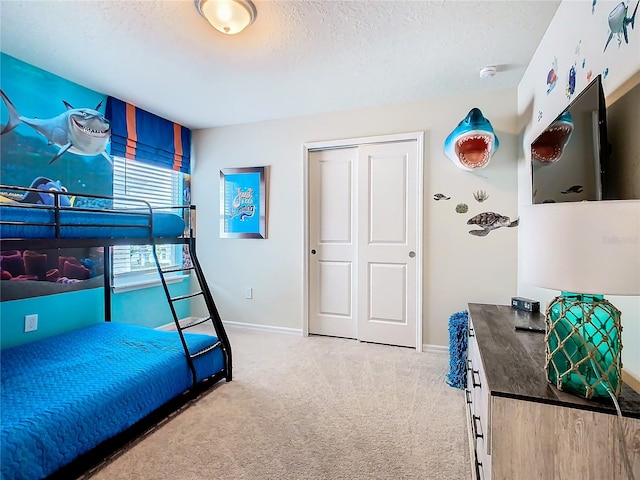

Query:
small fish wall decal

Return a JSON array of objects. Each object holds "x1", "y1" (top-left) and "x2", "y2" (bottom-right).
[
  {"x1": 566, "y1": 65, "x2": 577, "y2": 99},
  {"x1": 546, "y1": 57, "x2": 558, "y2": 94},
  {"x1": 433, "y1": 193, "x2": 451, "y2": 201}
]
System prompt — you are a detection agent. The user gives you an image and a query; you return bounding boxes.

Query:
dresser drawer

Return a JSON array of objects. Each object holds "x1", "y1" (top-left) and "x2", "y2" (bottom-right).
[
  {"x1": 467, "y1": 322, "x2": 492, "y2": 454},
  {"x1": 474, "y1": 418, "x2": 491, "y2": 480}
]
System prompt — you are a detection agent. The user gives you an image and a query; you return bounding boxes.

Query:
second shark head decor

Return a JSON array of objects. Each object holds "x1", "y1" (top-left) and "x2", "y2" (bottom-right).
[
  {"x1": 444, "y1": 108, "x2": 499, "y2": 171},
  {"x1": 531, "y1": 111, "x2": 574, "y2": 164}
]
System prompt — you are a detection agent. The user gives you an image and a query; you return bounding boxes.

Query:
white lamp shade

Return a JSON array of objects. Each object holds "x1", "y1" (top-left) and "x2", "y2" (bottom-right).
[
  {"x1": 197, "y1": 0, "x2": 256, "y2": 35},
  {"x1": 521, "y1": 201, "x2": 640, "y2": 296}
]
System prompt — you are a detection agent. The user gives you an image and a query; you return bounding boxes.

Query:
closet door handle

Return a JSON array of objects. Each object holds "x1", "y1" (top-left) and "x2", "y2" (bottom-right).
[
  {"x1": 408, "y1": 251, "x2": 416, "y2": 258},
  {"x1": 311, "y1": 249, "x2": 317, "y2": 255}
]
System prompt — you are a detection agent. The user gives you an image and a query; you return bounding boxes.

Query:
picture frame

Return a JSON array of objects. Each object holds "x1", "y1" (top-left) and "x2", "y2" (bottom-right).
[{"x1": 219, "y1": 166, "x2": 267, "y2": 239}]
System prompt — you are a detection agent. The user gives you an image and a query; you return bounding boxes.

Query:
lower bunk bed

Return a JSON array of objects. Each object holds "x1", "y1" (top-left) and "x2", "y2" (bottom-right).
[
  {"x1": 0, "y1": 322, "x2": 225, "y2": 480},
  {"x1": 0, "y1": 184, "x2": 232, "y2": 479}
]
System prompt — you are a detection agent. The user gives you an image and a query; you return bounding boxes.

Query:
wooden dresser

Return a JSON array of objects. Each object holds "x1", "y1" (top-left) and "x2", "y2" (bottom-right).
[{"x1": 465, "y1": 303, "x2": 640, "y2": 480}]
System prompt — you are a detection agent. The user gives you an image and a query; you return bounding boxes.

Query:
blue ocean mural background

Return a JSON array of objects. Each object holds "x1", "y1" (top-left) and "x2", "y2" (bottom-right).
[
  {"x1": 0, "y1": 53, "x2": 112, "y2": 197},
  {"x1": 1, "y1": 53, "x2": 111, "y2": 300}
]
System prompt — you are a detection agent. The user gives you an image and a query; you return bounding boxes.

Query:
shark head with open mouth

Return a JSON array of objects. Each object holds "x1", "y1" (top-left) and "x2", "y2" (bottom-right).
[
  {"x1": 444, "y1": 108, "x2": 499, "y2": 171},
  {"x1": 531, "y1": 111, "x2": 574, "y2": 165},
  {"x1": 65, "y1": 105, "x2": 111, "y2": 157}
]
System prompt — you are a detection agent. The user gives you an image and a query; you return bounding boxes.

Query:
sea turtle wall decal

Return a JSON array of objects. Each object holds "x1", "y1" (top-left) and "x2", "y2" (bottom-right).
[{"x1": 467, "y1": 212, "x2": 519, "y2": 237}]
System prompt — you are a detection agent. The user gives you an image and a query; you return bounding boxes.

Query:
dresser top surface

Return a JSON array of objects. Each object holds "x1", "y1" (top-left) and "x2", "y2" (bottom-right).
[{"x1": 468, "y1": 302, "x2": 640, "y2": 418}]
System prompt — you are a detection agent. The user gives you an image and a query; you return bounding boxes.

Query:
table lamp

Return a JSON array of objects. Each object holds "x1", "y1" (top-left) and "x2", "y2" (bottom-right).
[{"x1": 521, "y1": 200, "x2": 640, "y2": 400}]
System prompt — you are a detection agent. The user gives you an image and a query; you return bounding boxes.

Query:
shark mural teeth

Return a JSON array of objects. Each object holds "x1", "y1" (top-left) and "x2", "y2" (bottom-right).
[
  {"x1": 444, "y1": 108, "x2": 499, "y2": 171},
  {"x1": 0, "y1": 89, "x2": 112, "y2": 165}
]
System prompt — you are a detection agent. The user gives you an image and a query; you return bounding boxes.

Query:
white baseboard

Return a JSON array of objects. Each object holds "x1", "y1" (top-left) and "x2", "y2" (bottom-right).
[
  {"x1": 160, "y1": 321, "x2": 448, "y2": 349},
  {"x1": 423, "y1": 344, "x2": 449, "y2": 354},
  {"x1": 223, "y1": 320, "x2": 302, "y2": 335},
  {"x1": 157, "y1": 318, "x2": 302, "y2": 336}
]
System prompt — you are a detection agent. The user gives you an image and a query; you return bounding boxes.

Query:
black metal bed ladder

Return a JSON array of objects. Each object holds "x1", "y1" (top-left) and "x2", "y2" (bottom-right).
[{"x1": 152, "y1": 237, "x2": 232, "y2": 387}]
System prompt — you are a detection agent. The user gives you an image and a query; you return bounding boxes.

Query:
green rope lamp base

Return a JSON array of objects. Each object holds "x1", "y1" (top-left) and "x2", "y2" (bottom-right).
[{"x1": 545, "y1": 292, "x2": 622, "y2": 399}]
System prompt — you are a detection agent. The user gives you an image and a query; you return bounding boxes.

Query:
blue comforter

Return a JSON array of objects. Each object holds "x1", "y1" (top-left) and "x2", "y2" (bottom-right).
[{"x1": 0, "y1": 323, "x2": 224, "y2": 480}]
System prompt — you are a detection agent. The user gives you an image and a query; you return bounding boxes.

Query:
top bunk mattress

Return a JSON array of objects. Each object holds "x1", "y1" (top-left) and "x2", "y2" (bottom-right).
[
  {"x1": 0, "y1": 204, "x2": 185, "y2": 239},
  {"x1": 0, "y1": 322, "x2": 225, "y2": 480}
]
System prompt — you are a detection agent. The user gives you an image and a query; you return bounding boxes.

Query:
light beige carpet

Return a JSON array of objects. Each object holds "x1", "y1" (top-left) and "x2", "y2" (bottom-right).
[{"x1": 89, "y1": 327, "x2": 472, "y2": 480}]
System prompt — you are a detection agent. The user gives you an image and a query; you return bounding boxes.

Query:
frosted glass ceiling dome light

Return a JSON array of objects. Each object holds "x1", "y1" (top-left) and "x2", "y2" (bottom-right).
[{"x1": 196, "y1": 0, "x2": 257, "y2": 35}]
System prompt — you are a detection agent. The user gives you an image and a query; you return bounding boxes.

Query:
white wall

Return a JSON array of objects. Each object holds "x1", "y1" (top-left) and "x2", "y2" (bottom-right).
[
  {"x1": 192, "y1": 88, "x2": 520, "y2": 347},
  {"x1": 517, "y1": 0, "x2": 640, "y2": 380}
]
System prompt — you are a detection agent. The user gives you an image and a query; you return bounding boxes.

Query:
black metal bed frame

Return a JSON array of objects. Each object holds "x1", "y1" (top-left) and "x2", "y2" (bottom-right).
[{"x1": 0, "y1": 183, "x2": 232, "y2": 385}]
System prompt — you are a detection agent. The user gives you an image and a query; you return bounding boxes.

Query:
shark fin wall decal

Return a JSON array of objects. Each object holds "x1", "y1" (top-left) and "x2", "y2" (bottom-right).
[{"x1": 444, "y1": 108, "x2": 499, "y2": 171}]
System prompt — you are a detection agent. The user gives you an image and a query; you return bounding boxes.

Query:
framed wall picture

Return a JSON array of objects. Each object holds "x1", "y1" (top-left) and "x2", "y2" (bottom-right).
[{"x1": 219, "y1": 166, "x2": 267, "y2": 239}]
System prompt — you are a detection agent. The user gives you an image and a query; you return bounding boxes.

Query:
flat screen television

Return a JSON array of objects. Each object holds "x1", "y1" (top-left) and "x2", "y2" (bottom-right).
[{"x1": 531, "y1": 75, "x2": 608, "y2": 204}]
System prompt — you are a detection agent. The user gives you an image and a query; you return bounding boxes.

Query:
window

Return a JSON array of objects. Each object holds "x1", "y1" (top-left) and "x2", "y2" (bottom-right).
[{"x1": 112, "y1": 156, "x2": 184, "y2": 287}]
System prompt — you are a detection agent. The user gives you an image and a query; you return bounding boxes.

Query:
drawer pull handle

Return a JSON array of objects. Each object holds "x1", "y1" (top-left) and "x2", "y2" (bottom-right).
[
  {"x1": 465, "y1": 389, "x2": 472, "y2": 404},
  {"x1": 472, "y1": 369, "x2": 481, "y2": 388},
  {"x1": 469, "y1": 327, "x2": 475, "y2": 337},
  {"x1": 473, "y1": 415, "x2": 484, "y2": 439},
  {"x1": 477, "y1": 461, "x2": 485, "y2": 480}
]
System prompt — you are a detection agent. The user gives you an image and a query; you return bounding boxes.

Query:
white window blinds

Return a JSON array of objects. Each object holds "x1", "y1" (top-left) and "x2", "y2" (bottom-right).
[{"x1": 112, "y1": 156, "x2": 182, "y2": 277}]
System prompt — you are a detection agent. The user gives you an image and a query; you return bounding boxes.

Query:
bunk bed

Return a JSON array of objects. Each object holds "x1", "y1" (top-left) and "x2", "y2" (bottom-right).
[{"x1": 0, "y1": 184, "x2": 232, "y2": 480}]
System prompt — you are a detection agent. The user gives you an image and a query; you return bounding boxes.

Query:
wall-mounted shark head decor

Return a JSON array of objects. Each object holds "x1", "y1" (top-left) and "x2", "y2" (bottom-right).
[
  {"x1": 531, "y1": 111, "x2": 574, "y2": 164},
  {"x1": 444, "y1": 108, "x2": 499, "y2": 171}
]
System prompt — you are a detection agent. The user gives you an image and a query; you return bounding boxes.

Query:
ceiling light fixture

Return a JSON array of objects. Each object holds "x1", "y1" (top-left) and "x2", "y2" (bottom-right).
[{"x1": 195, "y1": 0, "x2": 257, "y2": 35}]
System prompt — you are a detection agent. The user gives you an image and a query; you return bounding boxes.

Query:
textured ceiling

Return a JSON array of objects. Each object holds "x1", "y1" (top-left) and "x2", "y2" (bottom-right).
[{"x1": 0, "y1": 0, "x2": 560, "y2": 129}]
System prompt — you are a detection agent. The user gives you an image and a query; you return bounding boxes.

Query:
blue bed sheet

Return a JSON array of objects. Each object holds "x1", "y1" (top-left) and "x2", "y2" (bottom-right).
[
  {"x1": 0, "y1": 323, "x2": 224, "y2": 480},
  {"x1": 0, "y1": 205, "x2": 185, "y2": 239}
]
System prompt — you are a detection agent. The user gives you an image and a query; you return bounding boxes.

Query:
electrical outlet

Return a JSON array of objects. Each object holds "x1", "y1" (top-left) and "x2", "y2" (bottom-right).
[
  {"x1": 245, "y1": 287, "x2": 253, "y2": 299},
  {"x1": 24, "y1": 314, "x2": 38, "y2": 332}
]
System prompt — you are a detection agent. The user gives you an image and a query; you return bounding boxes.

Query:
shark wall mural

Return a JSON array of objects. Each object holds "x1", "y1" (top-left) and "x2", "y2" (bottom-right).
[
  {"x1": 1, "y1": 90, "x2": 111, "y2": 165},
  {"x1": 444, "y1": 108, "x2": 499, "y2": 171},
  {"x1": 0, "y1": 53, "x2": 112, "y2": 198},
  {"x1": 0, "y1": 53, "x2": 111, "y2": 300}
]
